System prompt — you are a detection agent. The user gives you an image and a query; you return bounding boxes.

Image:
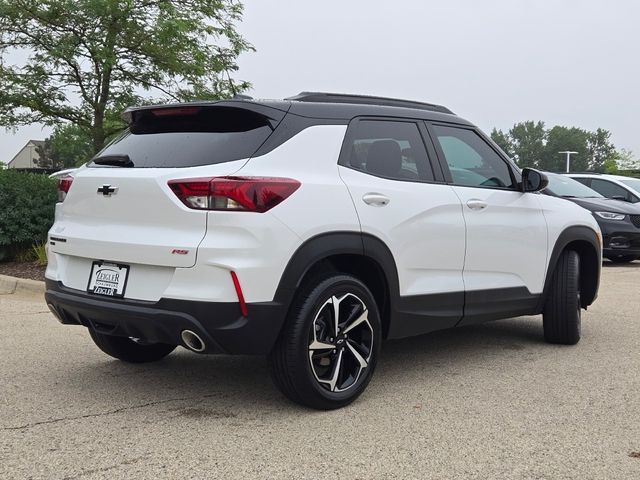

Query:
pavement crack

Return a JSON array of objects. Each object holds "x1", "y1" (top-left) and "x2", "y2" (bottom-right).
[
  {"x1": 2, "y1": 393, "x2": 220, "y2": 432},
  {"x1": 61, "y1": 456, "x2": 148, "y2": 480}
]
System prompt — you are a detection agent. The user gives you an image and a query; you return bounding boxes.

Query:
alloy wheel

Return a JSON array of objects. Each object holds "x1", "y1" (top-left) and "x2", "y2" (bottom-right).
[{"x1": 308, "y1": 293, "x2": 374, "y2": 393}]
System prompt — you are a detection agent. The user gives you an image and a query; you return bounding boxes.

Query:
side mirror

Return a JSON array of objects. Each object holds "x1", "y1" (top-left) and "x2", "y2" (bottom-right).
[{"x1": 521, "y1": 168, "x2": 549, "y2": 193}]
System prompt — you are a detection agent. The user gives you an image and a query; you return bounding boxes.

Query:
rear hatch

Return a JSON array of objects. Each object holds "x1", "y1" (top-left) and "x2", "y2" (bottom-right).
[{"x1": 50, "y1": 102, "x2": 287, "y2": 270}]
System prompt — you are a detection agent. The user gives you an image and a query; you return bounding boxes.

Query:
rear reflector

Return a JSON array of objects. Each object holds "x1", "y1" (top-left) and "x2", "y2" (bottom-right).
[
  {"x1": 168, "y1": 177, "x2": 301, "y2": 213},
  {"x1": 58, "y1": 175, "x2": 74, "y2": 202},
  {"x1": 230, "y1": 271, "x2": 248, "y2": 317}
]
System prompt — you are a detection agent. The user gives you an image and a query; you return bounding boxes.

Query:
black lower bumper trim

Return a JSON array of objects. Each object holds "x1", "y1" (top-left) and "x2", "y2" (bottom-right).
[{"x1": 45, "y1": 280, "x2": 287, "y2": 355}]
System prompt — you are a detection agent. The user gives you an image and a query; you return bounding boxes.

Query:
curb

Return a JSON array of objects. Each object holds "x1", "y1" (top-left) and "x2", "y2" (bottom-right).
[{"x1": 0, "y1": 274, "x2": 45, "y2": 296}]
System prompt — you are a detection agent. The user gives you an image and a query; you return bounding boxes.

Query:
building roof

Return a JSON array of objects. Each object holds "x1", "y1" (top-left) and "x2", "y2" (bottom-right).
[{"x1": 7, "y1": 140, "x2": 45, "y2": 167}]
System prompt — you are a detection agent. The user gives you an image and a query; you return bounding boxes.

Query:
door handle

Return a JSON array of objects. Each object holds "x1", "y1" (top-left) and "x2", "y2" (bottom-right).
[
  {"x1": 362, "y1": 193, "x2": 390, "y2": 207},
  {"x1": 466, "y1": 199, "x2": 488, "y2": 211}
]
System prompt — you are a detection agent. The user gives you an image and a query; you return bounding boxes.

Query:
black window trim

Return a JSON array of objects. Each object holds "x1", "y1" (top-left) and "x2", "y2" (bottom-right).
[
  {"x1": 337, "y1": 116, "x2": 446, "y2": 184},
  {"x1": 425, "y1": 121, "x2": 521, "y2": 191}
]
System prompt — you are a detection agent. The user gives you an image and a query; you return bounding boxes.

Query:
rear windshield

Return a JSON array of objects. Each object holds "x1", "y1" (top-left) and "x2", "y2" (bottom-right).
[{"x1": 92, "y1": 107, "x2": 273, "y2": 168}]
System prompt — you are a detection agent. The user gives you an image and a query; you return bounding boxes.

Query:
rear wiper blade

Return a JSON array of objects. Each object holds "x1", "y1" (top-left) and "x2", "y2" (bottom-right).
[{"x1": 93, "y1": 154, "x2": 134, "y2": 167}]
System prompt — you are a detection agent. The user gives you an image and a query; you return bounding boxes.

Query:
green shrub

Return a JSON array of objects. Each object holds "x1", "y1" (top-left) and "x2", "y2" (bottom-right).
[
  {"x1": 33, "y1": 242, "x2": 48, "y2": 266},
  {"x1": 0, "y1": 170, "x2": 57, "y2": 251},
  {"x1": 15, "y1": 245, "x2": 38, "y2": 262}
]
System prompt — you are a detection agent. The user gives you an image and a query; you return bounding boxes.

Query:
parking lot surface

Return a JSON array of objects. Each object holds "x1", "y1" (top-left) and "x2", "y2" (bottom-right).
[{"x1": 1, "y1": 263, "x2": 639, "y2": 479}]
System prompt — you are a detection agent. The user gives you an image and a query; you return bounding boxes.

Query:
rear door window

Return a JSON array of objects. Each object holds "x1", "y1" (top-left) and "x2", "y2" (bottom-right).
[
  {"x1": 93, "y1": 107, "x2": 274, "y2": 168},
  {"x1": 341, "y1": 120, "x2": 435, "y2": 182}
]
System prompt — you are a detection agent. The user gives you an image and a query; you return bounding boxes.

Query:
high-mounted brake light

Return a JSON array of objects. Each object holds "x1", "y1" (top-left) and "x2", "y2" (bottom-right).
[
  {"x1": 151, "y1": 107, "x2": 201, "y2": 117},
  {"x1": 168, "y1": 177, "x2": 301, "y2": 213},
  {"x1": 58, "y1": 175, "x2": 74, "y2": 202}
]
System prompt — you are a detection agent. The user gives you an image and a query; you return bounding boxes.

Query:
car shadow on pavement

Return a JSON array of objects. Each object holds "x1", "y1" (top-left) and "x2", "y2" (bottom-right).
[
  {"x1": 602, "y1": 259, "x2": 640, "y2": 268},
  {"x1": 53, "y1": 316, "x2": 545, "y2": 412}
]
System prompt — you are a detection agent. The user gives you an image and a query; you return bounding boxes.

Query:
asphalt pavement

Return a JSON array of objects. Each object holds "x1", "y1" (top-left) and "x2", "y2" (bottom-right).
[{"x1": 1, "y1": 263, "x2": 639, "y2": 479}]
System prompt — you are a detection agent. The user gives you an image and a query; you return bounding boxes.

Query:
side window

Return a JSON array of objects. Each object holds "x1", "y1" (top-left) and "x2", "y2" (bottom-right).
[
  {"x1": 431, "y1": 124, "x2": 515, "y2": 189},
  {"x1": 572, "y1": 177, "x2": 592, "y2": 187},
  {"x1": 343, "y1": 120, "x2": 434, "y2": 182},
  {"x1": 590, "y1": 179, "x2": 638, "y2": 203}
]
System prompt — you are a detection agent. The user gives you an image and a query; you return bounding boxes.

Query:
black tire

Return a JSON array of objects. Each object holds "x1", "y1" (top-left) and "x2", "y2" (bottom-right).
[
  {"x1": 88, "y1": 329, "x2": 177, "y2": 363},
  {"x1": 268, "y1": 274, "x2": 381, "y2": 410},
  {"x1": 543, "y1": 250, "x2": 581, "y2": 345},
  {"x1": 606, "y1": 255, "x2": 638, "y2": 264}
]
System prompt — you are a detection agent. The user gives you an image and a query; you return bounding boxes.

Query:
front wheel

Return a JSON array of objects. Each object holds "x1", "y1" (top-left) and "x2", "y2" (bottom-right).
[
  {"x1": 88, "y1": 329, "x2": 177, "y2": 363},
  {"x1": 268, "y1": 274, "x2": 381, "y2": 410},
  {"x1": 543, "y1": 250, "x2": 581, "y2": 345}
]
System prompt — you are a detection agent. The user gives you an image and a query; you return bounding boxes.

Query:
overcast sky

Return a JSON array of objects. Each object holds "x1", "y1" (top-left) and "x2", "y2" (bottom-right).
[{"x1": 2, "y1": 0, "x2": 639, "y2": 162}]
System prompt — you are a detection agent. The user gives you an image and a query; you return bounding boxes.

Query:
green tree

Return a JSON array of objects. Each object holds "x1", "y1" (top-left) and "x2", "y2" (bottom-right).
[
  {"x1": 36, "y1": 123, "x2": 93, "y2": 169},
  {"x1": 542, "y1": 126, "x2": 590, "y2": 172},
  {"x1": 507, "y1": 121, "x2": 546, "y2": 168},
  {"x1": 586, "y1": 128, "x2": 616, "y2": 172},
  {"x1": 603, "y1": 158, "x2": 619, "y2": 174},
  {"x1": 490, "y1": 128, "x2": 513, "y2": 158},
  {"x1": 613, "y1": 149, "x2": 638, "y2": 170},
  {"x1": 0, "y1": 0, "x2": 253, "y2": 154}
]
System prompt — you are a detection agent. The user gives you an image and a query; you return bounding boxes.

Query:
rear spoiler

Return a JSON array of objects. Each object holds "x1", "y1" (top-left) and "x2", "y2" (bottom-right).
[{"x1": 121, "y1": 100, "x2": 291, "y2": 129}]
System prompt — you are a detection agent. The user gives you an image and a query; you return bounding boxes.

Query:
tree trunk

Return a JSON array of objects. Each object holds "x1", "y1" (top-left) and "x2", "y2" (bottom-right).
[{"x1": 92, "y1": 112, "x2": 105, "y2": 155}]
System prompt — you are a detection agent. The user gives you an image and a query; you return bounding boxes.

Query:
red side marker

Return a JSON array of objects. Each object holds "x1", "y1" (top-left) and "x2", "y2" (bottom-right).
[{"x1": 230, "y1": 271, "x2": 248, "y2": 317}]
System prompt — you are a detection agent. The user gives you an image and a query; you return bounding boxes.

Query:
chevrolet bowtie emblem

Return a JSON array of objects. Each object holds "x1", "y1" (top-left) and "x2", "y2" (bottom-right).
[{"x1": 97, "y1": 184, "x2": 118, "y2": 196}]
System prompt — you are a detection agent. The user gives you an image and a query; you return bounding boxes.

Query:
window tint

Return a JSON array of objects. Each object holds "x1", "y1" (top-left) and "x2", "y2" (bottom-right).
[
  {"x1": 572, "y1": 177, "x2": 592, "y2": 187},
  {"x1": 432, "y1": 125, "x2": 514, "y2": 189},
  {"x1": 93, "y1": 107, "x2": 273, "y2": 168},
  {"x1": 343, "y1": 120, "x2": 434, "y2": 182},
  {"x1": 590, "y1": 179, "x2": 639, "y2": 203}
]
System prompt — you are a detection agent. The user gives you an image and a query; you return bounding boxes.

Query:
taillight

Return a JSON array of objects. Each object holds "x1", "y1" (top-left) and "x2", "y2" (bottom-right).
[
  {"x1": 58, "y1": 175, "x2": 74, "y2": 202},
  {"x1": 168, "y1": 177, "x2": 301, "y2": 213}
]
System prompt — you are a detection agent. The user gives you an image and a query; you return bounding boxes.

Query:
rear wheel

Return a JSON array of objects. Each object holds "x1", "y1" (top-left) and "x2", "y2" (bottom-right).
[
  {"x1": 606, "y1": 255, "x2": 638, "y2": 263},
  {"x1": 543, "y1": 250, "x2": 581, "y2": 345},
  {"x1": 88, "y1": 329, "x2": 176, "y2": 363},
  {"x1": 268, "y1": 274, "x2": 381, "y2": 410}
]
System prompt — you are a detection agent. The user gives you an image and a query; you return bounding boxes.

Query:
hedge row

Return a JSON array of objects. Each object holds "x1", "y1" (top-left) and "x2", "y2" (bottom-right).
[{"x1": 0, "y1": 170, "x2": 57, "y2": 251}]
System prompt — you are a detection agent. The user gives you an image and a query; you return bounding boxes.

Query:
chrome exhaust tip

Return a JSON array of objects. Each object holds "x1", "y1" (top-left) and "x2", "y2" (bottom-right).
[{"x1": 181, "y1": 330, "x2": 206, "y2": 352}]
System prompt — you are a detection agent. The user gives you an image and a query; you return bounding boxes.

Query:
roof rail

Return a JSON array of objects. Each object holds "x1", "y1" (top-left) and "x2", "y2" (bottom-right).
[{"x1": 286, "y1": 92, "x2": 454, "y2": 114}]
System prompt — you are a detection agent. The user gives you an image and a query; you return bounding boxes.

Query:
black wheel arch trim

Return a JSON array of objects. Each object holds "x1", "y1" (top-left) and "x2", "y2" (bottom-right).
[
  {"x1": 538, "y1": 225, "x2": 602, "y2": 311},
  {"x1": 272, "y1": 232, "x2": 399, "y2": 337}
]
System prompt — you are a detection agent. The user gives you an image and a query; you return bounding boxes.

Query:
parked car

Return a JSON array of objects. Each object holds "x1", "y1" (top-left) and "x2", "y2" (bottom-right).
[
  {"x1": 568, "y1": 173, "x2": 640, "y2": 204},
  {"x1": 44, "y1": 92, "x2": 602, "y2": 409},
  {"x1": 544, "y1": 173, "x2": 640, "y2": 263}
]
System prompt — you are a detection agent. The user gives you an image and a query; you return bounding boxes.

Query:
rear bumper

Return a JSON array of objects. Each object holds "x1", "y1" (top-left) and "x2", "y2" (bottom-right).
[{"x1": 45, "y1": 279, "x2": 287, "y2": 355}]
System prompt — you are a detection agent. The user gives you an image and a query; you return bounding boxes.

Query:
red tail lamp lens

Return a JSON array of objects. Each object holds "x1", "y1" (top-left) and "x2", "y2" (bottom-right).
[
  {"x1": 168, "y1": 177, "x2": 301, "y2": 213},
  {"x1": 58, "y1": 175, "x2": 74, "y2": 202}
]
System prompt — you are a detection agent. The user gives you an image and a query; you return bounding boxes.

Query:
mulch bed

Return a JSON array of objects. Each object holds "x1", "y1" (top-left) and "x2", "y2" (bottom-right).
[{"x1": 0, "y1": 261, "x2": 46, "y2": 282}]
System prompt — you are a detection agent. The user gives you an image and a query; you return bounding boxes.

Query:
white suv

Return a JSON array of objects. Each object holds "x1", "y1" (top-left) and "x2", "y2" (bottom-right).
[{"x1": 45, "y1": 92, "x2": 602, "y2": 409}]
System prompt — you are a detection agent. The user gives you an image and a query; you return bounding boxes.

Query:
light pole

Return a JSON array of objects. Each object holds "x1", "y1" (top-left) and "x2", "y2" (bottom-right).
[{"x1": 559, "y1": 151, "x2": 578, "y2": 173}]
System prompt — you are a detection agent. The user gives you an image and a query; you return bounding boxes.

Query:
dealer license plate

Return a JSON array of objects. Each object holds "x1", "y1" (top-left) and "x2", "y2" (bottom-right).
[{"x1": 87, "y1": 261, "x2": 129, "y2": 297}]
